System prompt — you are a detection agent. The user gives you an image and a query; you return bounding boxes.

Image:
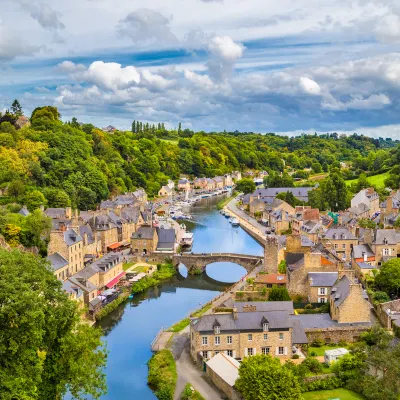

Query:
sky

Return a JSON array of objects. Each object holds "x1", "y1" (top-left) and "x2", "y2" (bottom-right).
[{"x1": 1, "y1": 0, "x2": 400, "y2": 137}]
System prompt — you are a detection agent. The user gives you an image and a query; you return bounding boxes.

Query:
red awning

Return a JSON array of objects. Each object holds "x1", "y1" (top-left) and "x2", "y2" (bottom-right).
[
  {"x1": 107, "y1": 242, "x2": 122, "y2": 250},
  {"x1": 105, "y1": 271, "x2": 126, "y2": 288}
]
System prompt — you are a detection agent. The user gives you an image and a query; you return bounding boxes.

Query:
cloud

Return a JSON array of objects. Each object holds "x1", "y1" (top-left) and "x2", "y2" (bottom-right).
[
  {"x1": 299, "y1": 77, "x2": 321, "y2": 95},
  {"x1": 57, "y1": 60, "x2": 86, "y2": 73},
  {"x1": 207, "y1": 36, "x2": 244, "y2": 80},
  {"x1": 322, "y1": 93, "x2": 391, "y2": 111},
  {"x1": 19, "y1": 1, "x2": 65, "y2": 32},
  {"x1": 117, "y1": 9, "x2": 178, "y2": 46}
]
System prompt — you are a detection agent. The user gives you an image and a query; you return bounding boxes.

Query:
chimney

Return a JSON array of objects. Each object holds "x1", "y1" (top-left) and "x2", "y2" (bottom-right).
[
  {"x1": 233, "y1": 307, "x2": 238, "y2": 320},
  {"x1": 364, "y1": 228, "x2": 373, "y2": 245},
  {"x1": 363, "y1": 252, "x2": 367, "y2": 262},
  {"x1": 66, "y1": 207, "x2": 72, "y2": 219},
  {"x1": 387, "y1": 195, "x2": 393, "y2": 213}
]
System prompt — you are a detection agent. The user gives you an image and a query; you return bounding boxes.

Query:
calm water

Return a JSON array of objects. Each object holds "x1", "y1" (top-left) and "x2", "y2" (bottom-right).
[{"x1": 95, "y1": 195, "x2": 262, "y2": 400}]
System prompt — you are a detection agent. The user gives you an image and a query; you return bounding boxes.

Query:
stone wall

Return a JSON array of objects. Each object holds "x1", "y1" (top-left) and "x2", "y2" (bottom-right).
[
  {"x1": 376, "y1": 299, "x2": 400, "y2": 329},
  {"x1": 264, "y1": 236, "x2": 278, "y2": 273},
  {"x1": 305, "y1": 325, "x2": 370, "y2": 343},
  {"x1": 206, "y1": 367, "x2": 242, "y2": 400}
]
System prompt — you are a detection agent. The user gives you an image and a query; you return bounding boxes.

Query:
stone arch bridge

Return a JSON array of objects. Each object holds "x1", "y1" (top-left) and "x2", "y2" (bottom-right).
[{"x1": 172, "y1": 253, "x2": 263, "y2": 274}]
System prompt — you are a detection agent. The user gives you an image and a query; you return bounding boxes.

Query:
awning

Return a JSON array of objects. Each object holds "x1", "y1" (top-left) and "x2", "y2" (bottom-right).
[
  {"x1": 105, "y1": 271, "x2": 126, "y2": 288},
  {"x1": 107, "y1": 242, "x2": 122, "y2": 250}
]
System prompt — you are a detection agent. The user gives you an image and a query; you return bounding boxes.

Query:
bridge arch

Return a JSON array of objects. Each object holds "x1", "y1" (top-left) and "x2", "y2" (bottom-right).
[{"x1": 204, "y1": 261, "x2": 247, "y2": 283}]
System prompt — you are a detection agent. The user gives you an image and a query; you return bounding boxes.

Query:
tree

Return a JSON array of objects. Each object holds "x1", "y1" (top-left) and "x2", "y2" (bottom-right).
[
  {"x1": 265, "y1": 171, "x2": 294, "y2": 188},
  {"x1": 24, "y1": 190, "x2": 46, "y2": 211},
  {"x1": 0, "y1": 249, "x2": 107, "y2": 399},
  {"x1": 278, "y1": 260, "x2": 287, "y2": 274},
  {"x1": 355, "y1": 173, "x2": 370, "y2": 192},
  {"x1": 236, "y1": 178, "x2": 256, "y2": 194},
  {"x1": 132, "y1": 120, "x2": 136, "y2": 133},
  {"x1": 235, "y1": 355, "x2": 302, "y2": 400},
  {"x1": 44, "y1": 187, "x2": 71, "y2": 208},
  {"x1": 358, "y1": 218, "x2": 376, "y2": 229},
  {"x1": 374, "y1": 258, "x2": 400, "y2": 299},
  {"x1": 311, "y1": 161, "x2": 322, "y2": 173},
  {"x1": 178, "y1": 122, "x2": 182, "y2": 135},
  {"x1": 10, "y1": 99, "x2": 23, "y2": 116},
  {"x1": 268, "y1": 286, "x2": 291, "y2": 301}
]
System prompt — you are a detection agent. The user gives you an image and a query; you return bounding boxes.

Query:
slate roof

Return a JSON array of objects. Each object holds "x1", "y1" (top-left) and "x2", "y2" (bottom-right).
[
  {"x1": 331, "y1": 275, "x2": 351, "y2": 306},
  {"x1": 242, "y1": 194, "x2": 251, "y2": 205},
  {"x1": 64, "y1": 229, "x2": 82, "y2": 246},
  {"x1": 47, "y1": 252, "x2": 69, "y2": 271},
  {"x1": 52, "y1": 219, "x2": 72, "y2": 231},
  {"x1": 62, "y1": 280, "x2": 83, "y2": 298},
  {"x1": 234, "y1": 301, "x2": 294, "y2": 314},
  {"x1": 79, "y1": 225, "x2": 95, "y2": 245},
  {"x1": 68, "y1": 275, "x2": 97, "y2": 292},
  {"x1": 157, "y1": 228, "x2": 175, "y2": 246},
  {"x1": 252, "y1": 187, "x2": 314, "y2": 201},
  {"x1": 374, "y1": 229, "x2": 400, "y2": 245},
  {"x1": 45, "y1": 208, "x2": 67, "y2": 219},
  {"x1": 89, "y1": 214, "x2": 116, "y2": 231},
  {"x1": 291, "y1": 319, "x2": 308, "y2": 344},
  {"x1": 301, "y1": 235, "x2": 315, "y2": 247},
  {"x1": 292, "y1": 313, "x2": 371, "y2": 329},
  {"x1": 308, "y1": 272, "x2": 338, "y2": 287},
  {"x1": 18, "y1": 206, "x2": 30, "y2": 216},
  {"x1": 132, "y1": 226, "x2": 156, "y2": 240},
  {"x1": 324, "y1": 228, "x2": 357, "y2": 240},
  {"x1": 352, "y1": 244, "x2": 375, "y2": 259},
  {"x1": 355, "y1": 261, "x2": 377, "y2": 270}
]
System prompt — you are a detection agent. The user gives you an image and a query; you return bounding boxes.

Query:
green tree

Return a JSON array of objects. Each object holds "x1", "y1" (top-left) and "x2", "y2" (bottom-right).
[
  {"x1": 236, "y1": 178, "x2": 256, "y2": 194},
  {"x1": 0, "y1": 249, "x2": 107, "y2": 399},
  {"x1": 44, "y1": 188, "x2": 71, "y2": 208},
  {"x1": 265, "y1": 171, "x2": 294, "y2": 188},
  {"x1": 311, "y1": 161, "x2": 322, "y2": 173},
  {"x1": 358, "y1": 218, "x2": 376, "y2": 229},
  {"x1": 374, "y1": 259, "x2": 400, "y2": 299},
  {"x1": 10, "y1": 99, "x2": 23, "y2": 116},
  {"x1": 278, "y1": 260, "x2": 287, "y2": 274},
  {"x1": 235, "y1": 355, "x2": 302, "y2": 400},
  {"x1": 0, "y1": 122, "x2": 16, "y2": 134},
  {"x1": 268, "y1": 286, "x2": 291, "y2": 301},
  {"x1": 355, "y1": 173, "x2": 370, "y2": 192},
  {"x1": 24, "y1": 190, "x2": 46, "y2": 211}
]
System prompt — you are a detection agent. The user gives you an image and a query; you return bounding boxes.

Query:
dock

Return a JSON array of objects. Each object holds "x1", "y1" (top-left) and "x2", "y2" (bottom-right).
[{"x1": 151, "y1": 327, "x2": 173, "y2": 352}]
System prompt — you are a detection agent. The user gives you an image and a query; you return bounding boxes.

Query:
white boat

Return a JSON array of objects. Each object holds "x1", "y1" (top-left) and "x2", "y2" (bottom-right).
[
  {"x1": 231, "y1": 217, "x2": 240, "y2": 227},
  {"x1": 181, "y1": 231, "x2": 194, "y2": 247}
]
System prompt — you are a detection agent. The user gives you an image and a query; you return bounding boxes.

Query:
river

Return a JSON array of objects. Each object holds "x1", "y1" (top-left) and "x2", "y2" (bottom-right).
[{"x1": 96, "y1": 195, "x2": 263, "y2": 399}]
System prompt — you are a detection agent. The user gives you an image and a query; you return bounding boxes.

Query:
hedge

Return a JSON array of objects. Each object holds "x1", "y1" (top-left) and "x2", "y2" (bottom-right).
[
  {"x1": 95, "y1": 291, "x2": 129, "y2": 321},
  {"x1": 301, "y1": 376, "x2": 343, "y2": 392},
  {"x1": 148, "y1": 349, "x2": 177, "y2": 400},
  {"x1": 131, "y1": 264, "x2": 176, "y2": 294}
]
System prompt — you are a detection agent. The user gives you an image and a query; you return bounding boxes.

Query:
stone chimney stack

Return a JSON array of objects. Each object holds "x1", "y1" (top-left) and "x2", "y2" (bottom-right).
[
  {"x1": 233, "y1": 307, "x2": 238, "y2": 320},
  {"x1": 264, "y1": 235, "x2": 278, "y2": 273},
  {"x1": 66, "y1": 207, "x2": 72, "y2": 219},
  {"x1": 387, "y1": 194, "x2": 393, "y2": 213},
  {"x1": 364, "y1": 228, "x2": 373, "y2": 246}
]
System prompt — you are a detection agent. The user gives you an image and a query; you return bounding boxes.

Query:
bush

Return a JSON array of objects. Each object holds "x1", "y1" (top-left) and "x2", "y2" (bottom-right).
[
  {"x1": 311, "y1": 338, "x2": 325, "y2": 347},
  {"x1": 301, "y1": 357, "x2": 323, "y2": 374},
  {"x1": 95, "y1": 291, "x2": 129, "y2": 321},
  {"x1": 292, "y1": 354, "x2": 300, "y2": 359},
  {"x1": 157, "y1": 263, "x2": 162, "y2": 271},
  {"x1": 310, "y1": 351, "x2": 317, "y2": 357},
  {"x1": 301, "y1": 376, "x2": 343, "y2": 392},
  {"x1": 305, "y1": 304, "x2": 314, "y2": 309},
  {"x1": 148, "y1": 350, "x2": 177, "y2": 400},
  {"x1": 338, "y1": 340, "x2": 347, "y2": 347},
  {"x1": 180, "y1": 383, "x2": 205, "y2": 400}
]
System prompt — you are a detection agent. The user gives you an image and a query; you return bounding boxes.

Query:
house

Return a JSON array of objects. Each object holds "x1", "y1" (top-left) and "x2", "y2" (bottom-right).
[
  {"x1": 206, "y1": 178, "x2": 216, "y2": 190},
  {"x1": 251, "y1": 187, "x2": 314, "y2": 204},
  {"x1": 223, "y1": 174, "x2": 233, "y2": 187},
  {"x1": 330, "y1": 275, "x2": 371, "y2": 324},
  {"x1": 193, "y1": 177, "x2": 208, "y2": 189},
  {"x1": 206, "y1": 353, "x2": 240, "y2": 400},
  {"x1": 158, "y1": 185, "x2": 173, "y2": 197},
  {"x1": 352, "y1": 261, "x2": 378, "y2": 280},
  {"x1": 178, "y1": 179, "x2": 191, "y2": 191},
  {"x1": 131, "y1": 226, "x2": 158, "y2": 254},
  {"x1": 255, "y1": 273, "x2": 287, "y2": 288},
  {"x1": 352, "y1": 243, "x2": 375, "y2": 266},
  {"x1": 79, "y1": 225, "x2": 101, "y2": 264},
  {"x1": 364, "y1": 229, "x2": 400, "y2": 266},
  {"x1": 307, "y1": 272, "x2": 338, "y2": 303},
  {"x1": 300, "y1": 220, "x2": 325, "y2": 242},
  {"x1": 47, "y1": 252, "x2": 70, "y2": 281},
  {"x1": 263, "y1": 200, "x2": 295, "y2": 234},
  {"x1": 132, "y1": 189, "x2": 148, "y2": 204},
  {"x1": 156, "y1": 228, "x2": 176, "y2": 252},
  {"x1": 102, "y1": 125, "x2": 116, "y2": 133},
  {"x1": 213, "y1": 177, "x2": 224, "y2": 189},
  {"x1": 324, "y1": 348, "x2": 349, "y2": 364},
  {"x1": 351, "y1": 188, "x2": 380, "y2": 218},
  {"x1": 322, "y1": 228, "x2": 358, "y2": 262},
  {"x1": 48, "y1": 228, "x2": 84, "y2": 279},
  {"x1": 292, "y1": 207, "x2": 320, "y2": 235},
  {"x1": 62, "y1": 279, "x2": 85, "y2": 308},
  {"x1": 190, "y1": 307, "x2": 307, "y2": 362},
  {"x1": 87, "y1": 214, "x2": 118, "y2": 253},
  {"x1": 375, "y1": 299, "x2": 400, "y2": 329},
  {"x1": 45, "y1": 207, "x2": 73, "y2": 220},
  {"x1": 380, "y1": 190, "x2": 400, "y2": 227}
]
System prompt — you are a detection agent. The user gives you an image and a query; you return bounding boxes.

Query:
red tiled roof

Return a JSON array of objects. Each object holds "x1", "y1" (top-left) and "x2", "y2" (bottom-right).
[
  {"x1": 107, "y1": 242, "x2": 122, "y2": 250},
  {"x1": 105, "y1": 271, "x2": 126, "y2": 288},
  {"x1": 255, "y1": 273, "x2": 287, "y2": 284}
]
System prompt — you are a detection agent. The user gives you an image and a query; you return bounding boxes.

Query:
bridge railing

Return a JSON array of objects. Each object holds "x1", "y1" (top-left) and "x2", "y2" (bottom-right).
[{"x1": 176, "y1": 252, "x2": 262, "y2": 259}]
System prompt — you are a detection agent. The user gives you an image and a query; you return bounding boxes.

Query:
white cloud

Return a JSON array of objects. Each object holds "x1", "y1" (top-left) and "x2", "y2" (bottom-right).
[
  {"x1": 299, "y1": 77, "x2": 321, "y2": 95},
  {"x1": 19, "y1": 1, "x2": 65, "y2": 32},
  {"x1": 322, "y1": 93, "x2": 391, "y2": 111},
  {"x1": 207, "y1": 36, "x2": 244, "y2": 80},
  {"x1": 117, "y1": 9, "x2": 178, "y2": 46}
]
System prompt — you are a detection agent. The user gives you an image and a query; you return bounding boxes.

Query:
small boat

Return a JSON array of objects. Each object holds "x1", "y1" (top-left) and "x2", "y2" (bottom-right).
[
  {"x1": 225, "y1": 213, "x2": 230, "y2": 219},
  {"x1": 231, "y1": 217, "x2": 240, "y2": 227}
]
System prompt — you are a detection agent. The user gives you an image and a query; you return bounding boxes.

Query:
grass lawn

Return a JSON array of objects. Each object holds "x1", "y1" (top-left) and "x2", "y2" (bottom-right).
[
  {"x1": 302, "y1": 388, "x2": 365, "y2": 400},
  {"x1": 345, "y1": 171, "x2": 390, "y2": 188},
  {"x1": 133, "y1": 265, "x2": 150, "y2": 273},
  {"x1": 307, "y1": 345, "x2": 347, "y2": 357},
  {"x1": 123, "y1": 261, "x2": 135, "y2": 271}
]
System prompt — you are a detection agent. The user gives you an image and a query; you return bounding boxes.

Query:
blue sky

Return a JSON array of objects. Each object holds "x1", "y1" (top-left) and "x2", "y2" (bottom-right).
[{"x1": 2, "y1": 0, "x2": 400, "y2": 137}]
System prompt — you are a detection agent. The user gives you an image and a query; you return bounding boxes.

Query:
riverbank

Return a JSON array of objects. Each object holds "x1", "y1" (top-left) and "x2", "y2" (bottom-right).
[
  {"x1": 216, "y1": 192, "x2": 237, "y2": 210},
  {"x1": 131, "y1": 263, "x2": 176, "y2": 293}
]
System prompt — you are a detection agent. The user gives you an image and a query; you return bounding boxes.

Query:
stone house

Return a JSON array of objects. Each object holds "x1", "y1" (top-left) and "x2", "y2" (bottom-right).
[
  {"x1": 307, "y1": 272, "x2": 338, "y2": 303},
  {"x1": 223, "y1": 174, "x2": 233, "y2": 187},
  {"x1": 265, "y1": 200, "x2": 294, "y2": 234},
  {"x1": 300, "y1": 220, "x2": 325, "y2": 242},
  {"x1": 62, "y1": 279, "x2": 85, "y2": 308},
  {"x1": 213, "y1": 176, "x2": 224, "y2": 189},
  {"x1": 131, "y1": 226, "x2": 158, "y2": 254},
  {"x1": 121, "y1": 207, "x2": 144, "y2": 235},
  {"x1": 380, "y1": 190, "x2": 400, "y2": 227},
  {"x1": 364, "y1": 229, "x2": 400, "y2": 266},
  {"x1": 190, "y1": 308, "x2": 307, "y2": 362},
  {"x1": 47, "y1": 252, "x2": 70, "y2": 281},
  {"x1": 255, "y1": 273, "x2": 287, "y2": 288},
  {"x1": 250, "y1": 198, "x2": 269, "y2": 216},
  {"x1": 158, "y1": 185, "x2": 173, "y2": 197},
  {"x1": 156, "y1": 228, "x2": 176, "y2": 252},
  {"x1": 352, "y1": 260, "x2": 378, "y2": 281},
  {"x1": 87, "y1": 214, "x2": 118, "y2": 254},
  {"x1": 132, "y1": 189, "x2": 148, "y2": 204},
  {"x1": 351, "y1": 188, "x2": 380, "y2": 218},
  {"x1": 193, "y1": 177, "x2": 208, "y2": 189},
  {"x1": 351, "y1": 243, "x2": 376, "y2": 266},
  {"x1": 231, "y1": 171, "x2": 242, "y2": 181},
  {"x1": 330, "y1": 275, "x2": 371, "y2": 324},
  {"x1": 322, "y1": 228, "x2": 358, "y2": 262},
  {"x1": 178, "y1": 179, "x2": 191, "y2": 191},
  {"x1": 48, "y1": 228, "x2": 84, "y2": 279},
  {"x1": 376, "y1": 299, "x2": 400, "y2": 329},
  {"x1": 206, "y1": 178, "x2": 216, "y2": 190},
  {"x1": 79, "y1": 225, "x2": 102, "y2": 263},
  {"x1": 292, "y1": 207, "x2": 320, "y2": 235}
]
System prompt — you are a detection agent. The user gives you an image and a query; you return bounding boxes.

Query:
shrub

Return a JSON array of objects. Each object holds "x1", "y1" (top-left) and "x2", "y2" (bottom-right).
[
  {"x1": 301, "y1": 357, "x2": 323, "y2": 374},
  {"x1": 157, "y1": 263, "x2": 162, "y2": 271},
  {"x1": 148, "y1": 350, "x2": 177, "y2": 400},
  {"x1": 292, "y1": 354, "x2": 300, "y2": 359},
  {"x1": 278, "y1": 260, "x2": 287, "y2": 274},
  {"x1": 338, "y1": 340, "x2": 347, "y2": 347},
  {"x1": 301, "y1": 376, "x2": 343, "y2": 392},
  {"x1": 310, "y1": 351, "x2": 317, "y2": 357},
  {"x1": 311, "y1": 338, "x2": 325, "y2": 347},
  {"x1": 95, "y1": 291, "x2": 129, "y2": 321}
]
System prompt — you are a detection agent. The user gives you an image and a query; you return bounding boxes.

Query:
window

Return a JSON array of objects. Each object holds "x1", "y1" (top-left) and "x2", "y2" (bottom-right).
[
  {"x1": 227, "y1": 350, "x2": 233, "y2": 357},
  {"x1": 318, "y1": 288, "x2": 326, "y2": 295},
  {"x1": 263, "y1": 333, "x2": 268, "y2": 340},
  {"x1": 279, "y1": 333, "x2": 284, "y2": 340},
  {"x1": 318, "y1": 297, "x2": 327, "y2": 303},
  {"x1": 267, "y1": 284, "x2": 272, "y2": 288},
  {"x1": 263, "y1": 323, "x2": 269, "y2": 331},
  {"x1": 214, "y1": 326, "x2": 220, "y2": 334},
  {"x1": 202, "y1": 337, "x2": 208, "y2": 345},
  {"x1": 248, "y1": 334, "x2": 253, "y2": 341},
  {"x1": 278, "y1": 347, "x2": 284, "y2": 355},
  {"x1": 383, "y1": 248, "x2": 390, "y2": 256},
  {"x1": 262, "y1": 347, "x2": 270, "y2": 355},
  {"x1": 334, "y1": 244, "x2": 338, "y2": 249},
  {"x1": 247, "y1": 348, "x2": 253, "y2": 356},
  {"x1": 215, "y1": 351, "x2": 219, "y2": 355},
  {"x1": 342, "y1": 243, "x2": 346, "y2": 249},
  {"x1": 227, "y1": 336, "x2": 232, "y2": 344},
  {"x1": 215, "y1": 336, "x2": 220, "y2": 346}
]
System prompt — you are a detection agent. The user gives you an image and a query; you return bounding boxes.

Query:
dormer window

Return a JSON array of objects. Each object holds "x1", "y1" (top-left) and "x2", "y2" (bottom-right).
[
  {"x1": 214, "y1": 326, "x2": 220, "y2": 334},
  {"x1": 263, "y1": 323, "x2": 269, "y2": 332},
  {"x1": 383, "y1": 238, "x2": 388, "y2": 245}
]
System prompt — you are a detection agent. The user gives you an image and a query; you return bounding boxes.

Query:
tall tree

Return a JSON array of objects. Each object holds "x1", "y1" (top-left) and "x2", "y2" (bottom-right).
[
  {"x1": 132, "y1": 120, "x2": 136, "y2": 133},
  {"x1": 236, "y1": 178, "x2": 256, "y2": 194},
  {"x1": 178, "y1": 122, "x2": 182, "y2": 135},
  {"x1": 10, "y1": 99, "x2": 23, "y2": 116},
  {"x1": 0, "y1": 249, "x2": 107, "y2": 399}
]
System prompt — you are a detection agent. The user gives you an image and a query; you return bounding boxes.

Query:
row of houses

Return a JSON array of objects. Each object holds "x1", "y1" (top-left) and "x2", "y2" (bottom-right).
[{"x1": 176, "y1": 171, "x2": 241, "y2": 192}]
